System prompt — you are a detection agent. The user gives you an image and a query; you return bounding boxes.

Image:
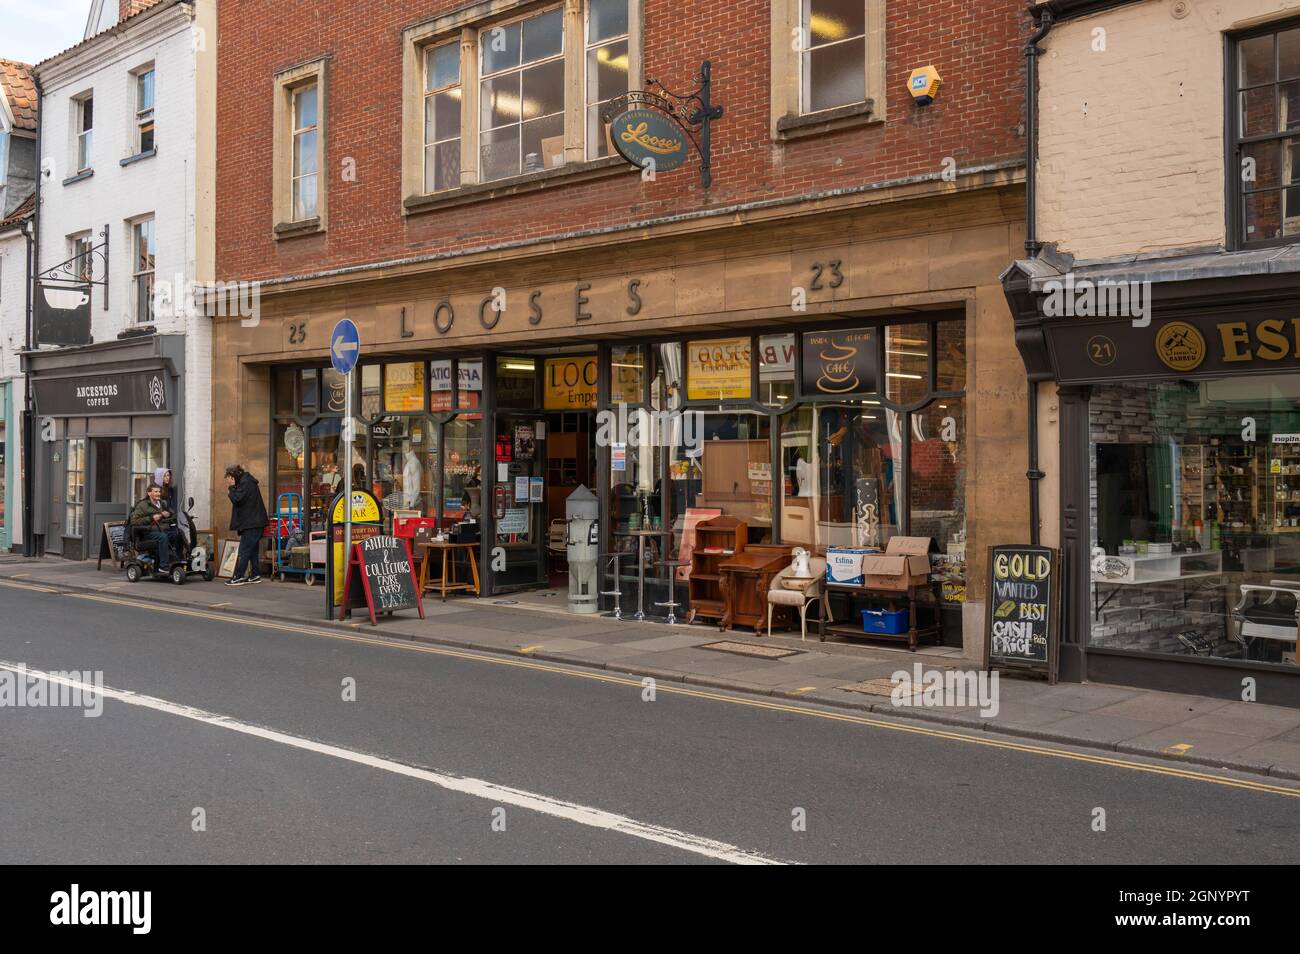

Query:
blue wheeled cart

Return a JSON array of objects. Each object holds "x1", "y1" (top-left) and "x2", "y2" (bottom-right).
[{"x1": 272, "y1": 493, "x2": 326, "y2": 586}]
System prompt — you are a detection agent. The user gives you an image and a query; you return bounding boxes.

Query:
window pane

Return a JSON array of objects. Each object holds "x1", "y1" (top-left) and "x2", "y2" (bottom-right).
[
  {"x1": 322, "y1": 368, "x2": 348, "y2": 414},
  {"x1": 481, "y1": 72, "x2": 522, "y2": 129},
  {"x1": 361, "y1": 365, "x2": 382, "y2": 417},
  {"x1": 522, "y1": 59, "x2": 564, "y2": 120},
  {"x1": 481, "y1": 21, "x2": 522, "y2": 74},
  {"x1": 434, "y1": 89, "x2": 460, "y2": 140},
  {"x1": 1284, "y1": 186, "x2": 1300, "y2": 235},
  {"x1": 912, "y1": 398, "x2": 966, "y2": 605},
  {"x1": 1240, "y1": 86, "x2": 1276, "y2": 138},
  {"x1": 1245, "y1": 190, "x2": 1283, "y2": 242},
  {"x1": 809, "y1": 0, "x2": 866, "y2": 46},
  {"x1": 300, "y1": 370, "x2": 318, "y2": 413},
  {"x1": 1240, "y1": 33, "x2": 1275, "y2": 87},
  {"x1": 384, "y1": 362, "x2": 426, "y2": 413},
  {"x1": 588, "y1": 0, "x2": 628, "y2": 44},
  {"x1": 458, "y1": 359, "x2": 484, "y2": 409},
  {"x1": 936, "y1": 320, "x2": 966, "y2": 392},
  {"x1": 140, "y1": 121, "x2": 154, "y2": 153},
  {"x1": 426, "y1": 140, "x2": 461, "y2": 192},
  {"x1": 807, "y1": 40, "x2": 866, "y2": 112},
  {"x1": 1243, "y1": 139, "x2": 1282, "y2": 190},
  {"x1": 294, "y1": 129, "x2": 317, "y2": 175},
  {"x1": 81, "y1": 98, "x2": 93, "y2": 131},
  {"x1": 294, "y1": 85, "x2": 317, "y2": 129},
  {"x1": 293, "y1": 172, "x2": 318, "y2": 220},
  {"x1": 1283, "y1": 79, "x2": 1300, "y2": 131},
  {"x1": 426, "y1": 44, "x2": 460, "y2": 90},
  {"x1": 138, "y1": 70, "x2": 154, "y2": 109},
  {"x1": 587, "y1": 104, "x2": 612, "y2": 158},
  {"x1": 885, "y1": 323, "x2": 930, "y2": 405},
  {"x1": 588, "y1": 39, "x2": 628, "y2": 105},
  {"x1": 522, "y1": 8, "x2": 563, "y2": 63},
  {"x1": 274, "y1": 368, "x2": 296, "y2": 415},
  {"x1": 758, "y1": 334, "x2": 795, "y2": 408},
  {"x1": 669, "y1": 412, "x2": 773, "y2": 560},
  {"x1": 1283, "y1": 28, "x2": 1300, "y2": 81},
  {"x1": 481, "y1": 125, "x2": 520, "y2": 180},
  {"x1": 611, "y1": 345, "x2": 644, "y2": 404}
]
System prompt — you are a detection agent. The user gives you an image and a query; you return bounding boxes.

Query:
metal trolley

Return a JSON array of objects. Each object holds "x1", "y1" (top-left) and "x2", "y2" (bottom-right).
[{"x1": 271, "y1": 493, "x2": 326, "y2": 585}]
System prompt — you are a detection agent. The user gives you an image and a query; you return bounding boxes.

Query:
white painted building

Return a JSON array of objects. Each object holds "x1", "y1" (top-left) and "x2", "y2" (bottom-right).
[{"x1": 28, "y1": 0, "x2": 216, "y2": 558}]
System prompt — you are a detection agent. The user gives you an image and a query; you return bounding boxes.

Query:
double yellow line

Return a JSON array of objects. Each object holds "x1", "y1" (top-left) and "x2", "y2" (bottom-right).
[{"x1": 7, "y1": 579, "x2": 1300, "y2": 799}]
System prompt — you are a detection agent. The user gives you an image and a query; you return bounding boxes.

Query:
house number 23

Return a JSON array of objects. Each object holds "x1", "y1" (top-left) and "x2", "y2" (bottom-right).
[{"x1": 809, "y1": 259, "x2": 845, "y2": 291}]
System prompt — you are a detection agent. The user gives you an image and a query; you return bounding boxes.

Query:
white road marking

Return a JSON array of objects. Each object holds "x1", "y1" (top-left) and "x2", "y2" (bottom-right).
[{"x1": 0, "y1": 661, "x2": 788, "y2": 865}]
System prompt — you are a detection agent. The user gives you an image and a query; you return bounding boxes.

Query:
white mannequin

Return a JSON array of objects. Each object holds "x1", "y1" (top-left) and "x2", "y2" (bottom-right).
[
  {"x1": 795, "y1": 457, "x2": 812, "y2": 497},
  {"x1": 403, "y1": 450, "x2": 421, "y2": 509}
]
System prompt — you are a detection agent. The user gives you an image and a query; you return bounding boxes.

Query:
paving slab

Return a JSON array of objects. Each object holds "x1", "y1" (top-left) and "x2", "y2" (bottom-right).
[
  {"x1": 549, "y1": 642, "x2": 660, "y2": 663},
  {"x1": 620, "y1": 633, "x2": 715, "y2": 652},
  {"x1": 1177, "y1": 702, "x2": 1300, "y2": 739},
  {"x1": 1091, "y1": 691, "x2": 1231, "y2": 725},
  {"x1": 1116, "y1": 725, "x2": 1260, "y2": 760},
  {"x1": 1034, "y1": 712, "x2": 1168, "y2": 745},
  {"x1": 1030, "y1": 684, "x2": 1142, "y2": 713},
  {"x1": 984, "y1": 701, "x2": 1079, "y2": 729},
  {"x1": 1230, "y1": 740, "x2": 1300, "y2": 779}
]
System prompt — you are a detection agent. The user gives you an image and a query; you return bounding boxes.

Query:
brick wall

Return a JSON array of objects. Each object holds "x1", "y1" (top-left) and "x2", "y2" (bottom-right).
[{"x1": 214, "y1": 0, "x2": 1029, "y2": 282}]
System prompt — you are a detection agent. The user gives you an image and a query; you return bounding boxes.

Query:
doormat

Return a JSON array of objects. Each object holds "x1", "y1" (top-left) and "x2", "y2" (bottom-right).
[
  {"x1": 699, "y1": 640, "x2": 803, "y2": 659},
  {"x1": 837, "y1": 677, "x2": 921, "y2": 698}
]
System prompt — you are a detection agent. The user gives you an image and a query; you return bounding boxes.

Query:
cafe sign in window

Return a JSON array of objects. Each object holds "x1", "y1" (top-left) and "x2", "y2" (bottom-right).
[
  {"x1": 801, "y1": 329, "x2": 878, "y2": 396},
  {"x1": 686, "y1": 336, "x2": 751, "y2": 401}
]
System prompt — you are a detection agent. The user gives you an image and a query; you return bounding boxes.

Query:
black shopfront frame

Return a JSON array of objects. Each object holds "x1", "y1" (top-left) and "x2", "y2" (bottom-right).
[{"x1": 263, "y1": 309, "x2": 968, "y2": 604}]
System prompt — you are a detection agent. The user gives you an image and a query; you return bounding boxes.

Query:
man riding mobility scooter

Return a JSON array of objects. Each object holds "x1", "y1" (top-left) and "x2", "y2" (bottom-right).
[{"x1": 124, "y1": 483, "x2": 214, "y2": 585}]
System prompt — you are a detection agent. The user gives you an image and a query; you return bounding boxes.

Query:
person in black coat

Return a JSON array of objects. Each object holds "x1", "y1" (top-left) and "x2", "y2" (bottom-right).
[{"x1": 225, "y1": 464, "x2": 269, "y2": 585}]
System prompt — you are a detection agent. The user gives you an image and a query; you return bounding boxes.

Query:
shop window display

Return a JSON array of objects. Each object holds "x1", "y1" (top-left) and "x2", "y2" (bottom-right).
[
  {"x1": 759, "y1": 333, "x2": 796, "y2": 408},
  {"x1": 371, "y1": 416, "x2": 438, "y2": 522},
  {"x1": 274, "y1": 419, "x2": 307, "y2": 507},
  {"x1": 443, "y1": 413, "x2": 483, "y2": 527},
  {"x1": 910, "y1": 397, "x2": 966, "y2": 604},
  {"x1": 1090, "y1": 379, "x2": 1300, "y2": 666},
  {"x1": 670, "y1": 412, "x2": 771, "y2": 558},
  {"x1": 885, "y1": 323, "x2": 931, "y2": 406}
]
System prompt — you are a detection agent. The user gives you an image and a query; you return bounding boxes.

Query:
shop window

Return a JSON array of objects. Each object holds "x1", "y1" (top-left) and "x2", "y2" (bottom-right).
[
  {"x1": 273, "y1": 368, "x2": 296, "y2": 416},
  {"x1": 383, "y1": 362, "x2": 426, "y2": 413},
  {"x1": 361, "y1": 365, "x2": 382, "y2": 418},
  {"x1": 496, "y1": 356, "x2": 537, "y2": 409},
  {"x1": 307, "y1": 419, "x2": 344, "y2": 527},
  {"x1": 585, "y1": 0, "x2": 630, "y2": 159},
  {"x1": 458, "y1": 359, "x2": 484, "y2": 410},
  {"x1": 1232, "y1": 19, "x2": 1300, "y2": 246},
  {"x1": 273, "y1": 420, "x2": 307, "y2": 509},
  {"x1": 910, "y1": 397, "x2": 965, "y2": 604},
  {"x1": 758, "y1": 333, "x2": 796, "y2": 407},
  {"x1": 66, "y1": 438, "x2": 86, "y2": 538},
  {"x1": 371, "y1": 416, "x2": 438, "y2": 522},
  {"x1": 653, "y1": 342, "x2": 684, "y2": 411},
  {"x1": 424, "y1": 42, "x2": 462, "y2": 193},
  {"x1": 1089, "y1": 379, "x2": 1300, "y2": 667},
  {"x1": 496, "y1": 413, "x2": 541, "y2": 547},
  {"x1": 609, "y1": 405, "x2": 663, "y2": 577},
  {"x1": 322, "y1": 368, "x2": 348, "y2": 415},
  {"x1": 884, "y1": 322, "x2": 929, "y2": 405},
  {"x1": 610, "y1": 344, "x2": 645, "y2": 405},
  {"x1": 130, "y1": 438, "x2": 169, "y2": 503},
  {"x1": 780, "y1": 401, "x2": 899, "y2": 552},
  {"x1": 935, "y1": 319, "x2": 966, "y2": 393},
  {"x1": 670, "y1": 412, "x2": 772, "y2": 561},
  {"x1": 443, "y1": 413, "x2": 484, "y2": 526},
  {"x1": 686, "y1": 336, "x2": 752, "y2": 402}
]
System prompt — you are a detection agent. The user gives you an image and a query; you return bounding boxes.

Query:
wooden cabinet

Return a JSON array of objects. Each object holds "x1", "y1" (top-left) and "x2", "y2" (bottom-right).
[
  {"x1": 718, "y1": 544, "x2": 793, "y2": 632},
  {"x1": 688, "y1": 516, "x2": 746, "y2": 625}
]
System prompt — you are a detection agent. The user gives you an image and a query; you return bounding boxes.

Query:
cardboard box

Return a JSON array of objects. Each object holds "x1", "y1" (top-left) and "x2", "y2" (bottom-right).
[
  {"x1": 826, "y1": 548, "x2": 872, "y2": 585},
  {"x1": 862, "y1": 536, "x2": 935, "y2": 591},
  {"x1": 540, "y1": 135, "x2": 566, "y2": 169}
]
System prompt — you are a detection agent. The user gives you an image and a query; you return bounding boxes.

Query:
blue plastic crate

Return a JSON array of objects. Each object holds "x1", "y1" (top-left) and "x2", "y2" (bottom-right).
[{"x1": 862, "y1": 608, "x2": 909, "y2": 635}]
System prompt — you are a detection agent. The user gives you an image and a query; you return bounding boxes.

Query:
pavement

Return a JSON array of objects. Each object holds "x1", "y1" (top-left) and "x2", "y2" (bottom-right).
[
  {"x1": 2, "y1": 571, "x2": 1297, "y2": 865},
  {"x1": 4, "y1": 554, "x2": 1300, "y2": 783}
]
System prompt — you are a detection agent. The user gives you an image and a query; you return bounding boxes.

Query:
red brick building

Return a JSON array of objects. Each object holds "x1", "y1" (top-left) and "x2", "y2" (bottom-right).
[{"x1": 211, "y1": 0, "x2": 1032, "y2": 660}]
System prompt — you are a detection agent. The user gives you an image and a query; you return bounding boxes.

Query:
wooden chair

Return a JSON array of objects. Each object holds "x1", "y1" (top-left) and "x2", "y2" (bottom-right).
[{"x1": 765, "y1": 556, "x2": 826, "y2": 640}]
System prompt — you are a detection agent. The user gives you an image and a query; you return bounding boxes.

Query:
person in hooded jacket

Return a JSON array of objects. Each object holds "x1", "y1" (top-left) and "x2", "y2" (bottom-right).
[
  {"x1": 225, "y1": 464, "x2": 269, "y2": 585},
  {"x1": 154, "y1": 468, "x2": 178, "y2": 512}
]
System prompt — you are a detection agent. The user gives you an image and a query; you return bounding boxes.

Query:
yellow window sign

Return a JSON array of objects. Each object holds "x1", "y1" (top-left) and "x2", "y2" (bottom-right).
[
  {"x1": 544, "y1": 356, "x2": 598, "y2": 410},
  {"x1": 687, "y1": 336, "x2": 751, "y2": 401},
  {"x1": 384, "y1": 362, "x2": 425, "y2": 412}
]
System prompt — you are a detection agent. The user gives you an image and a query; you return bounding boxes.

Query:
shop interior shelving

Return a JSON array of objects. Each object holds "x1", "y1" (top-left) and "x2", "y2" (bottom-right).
[{"x1": 1269, "y1": 442, "x2": 1300, "y2": 532}]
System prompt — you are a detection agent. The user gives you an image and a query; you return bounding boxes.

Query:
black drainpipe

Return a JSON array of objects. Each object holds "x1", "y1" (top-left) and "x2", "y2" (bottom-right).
[
  {"x1": 1024, "y1": 8, "x2": 1053, "y2": 545},
  {"x1": 23, "y1": 72, "x2": 43, "y2": 558}
]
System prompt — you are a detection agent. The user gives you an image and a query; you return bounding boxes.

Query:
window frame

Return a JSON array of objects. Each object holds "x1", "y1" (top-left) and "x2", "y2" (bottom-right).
[
  {"x1": 272, "y1": 58, "x2": 328, "y2": 237},
  {"x1": 401, "y1": 0, "x2": 643, "y2": 205},
  {"x1": 1226, "y1": 15, "x2": 1300, "y2": 251},
  {"x1": 423, "y1": 41, "x2": 464, "y2": 193},
  {"x1": 584, "y1": 0, "x2": 631, "y2": 161},
  {"x1": 74, "y1": 93, "x2": 94, "y2": 172},
  {"x1": 130, "y1": 215, "x2": 156, "y2": 325},
  {"x1": 65, "y1": 438, "x2": 86, "y2": 539},
  {"x1": 134, "y1": 65, "x2": 156, "y2": 155},
  {"x1": 69, "y1": 232, "x2": 94, "y2": 283},
  {"x1": 769, "y1": 0, "x2": 886, "y2": 141}
]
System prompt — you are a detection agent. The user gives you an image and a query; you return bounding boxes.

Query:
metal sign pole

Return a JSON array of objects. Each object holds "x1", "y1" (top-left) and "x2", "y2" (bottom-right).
[{"x1": 344, "y1": 368, "x2": 353, "y2": 586}]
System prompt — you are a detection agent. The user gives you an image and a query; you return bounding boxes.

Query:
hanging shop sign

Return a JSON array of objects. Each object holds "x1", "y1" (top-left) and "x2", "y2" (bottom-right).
[
  {"x1": 600, "y1": 61, "x2": 724, "y2": 188},
  {"x1": 33, "y1": 370, "x2": 170, "y2": 416},
  {"x1": 34, "y1": 284, "x2": 93, "y2": 347},
  {"x1": 543, "y1": 356, "x2": 598, "y2": 410},
  {"x1": 801, "y1": 329, "x2": 879, "y2": 396},
  {"x1": 985, "y1": 544, "x2": 1058, "y2": 681},
  {"x1": 687, "y1": 336, "x2": 751, "y2": 401}
]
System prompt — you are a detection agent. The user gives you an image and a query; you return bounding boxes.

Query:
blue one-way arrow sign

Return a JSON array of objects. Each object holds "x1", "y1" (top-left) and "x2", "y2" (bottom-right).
[{"x1": 331, "y1": 319, "x2": 360, "y2": 375}]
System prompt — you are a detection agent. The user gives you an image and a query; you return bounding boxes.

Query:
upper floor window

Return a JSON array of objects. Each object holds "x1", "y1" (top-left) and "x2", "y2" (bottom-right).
[
  {"x1": 75, "y1": 94, "x2": 93, "y2": 171},
  {"x1": 69, "y1": 233, "x2": 94, "y2": 283},
  {"x1": 135, "y1": 68, "x2": 155, "y2": 153},
  {"x1": 585, "y1": 0, "x2": 630, "y2": 159},
  {"x1": 292, "y1": 84, "x2": 319, "y2": 221},
  {"x1": 1234, "y1": 21, "x2": 1300, "y2": 246},
  {"x1": 272, "y1": 58, "x2": 328, "y2": 236},
  {"x1": 424, "y1": 43, "x2": 462, "y2": 192},
  {"x1": 479, "y1": 6, "x2": 565, "y2": 182},
  {"x1": 403, "y1": 0, "x2": 639, "y2": 202},
  {"x1": 131, "y1": 216, "x2": 155, "y2": 324},
  {"x1": 800, "y1": 0, "x2": 866, "y2": 113}
]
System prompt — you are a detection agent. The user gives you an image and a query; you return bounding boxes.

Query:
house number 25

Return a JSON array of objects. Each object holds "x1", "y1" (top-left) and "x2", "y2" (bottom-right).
[
  {"x1": 809, "y1": 259, "x2": 845, "y2": 291},
  {"x1": 287, "y1": 321, "x2": 307, "y2": 345}
]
